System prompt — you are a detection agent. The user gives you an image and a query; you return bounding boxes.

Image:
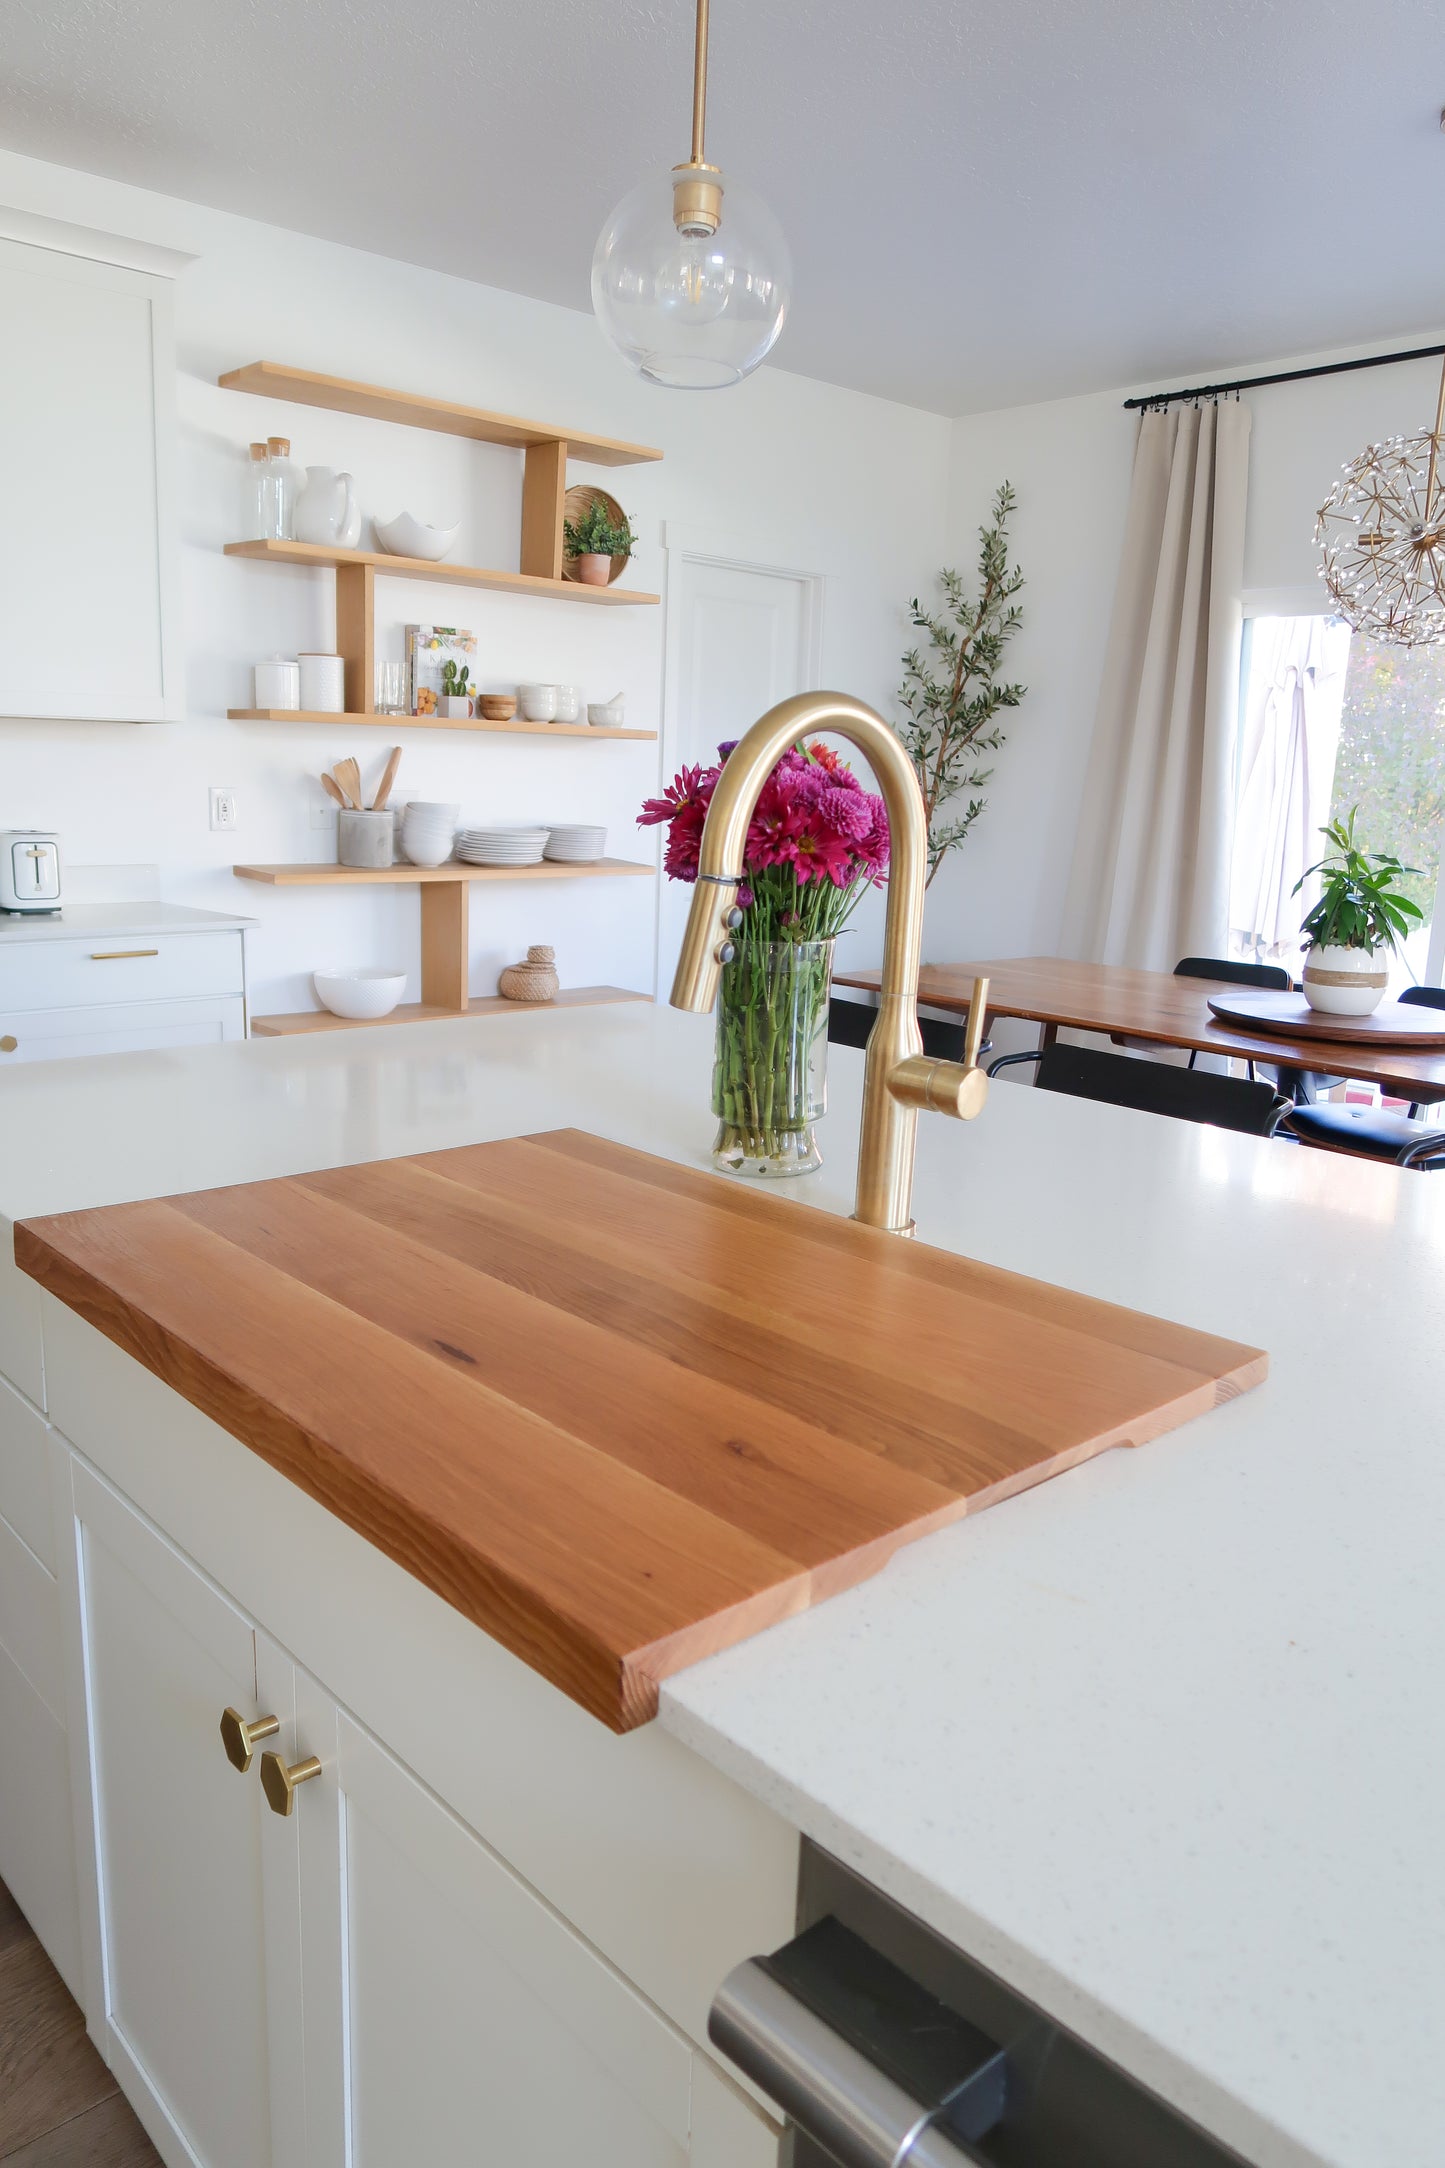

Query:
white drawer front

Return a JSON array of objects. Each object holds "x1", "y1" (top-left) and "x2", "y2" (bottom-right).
[
  {"x1": 0, "y1": 929, "x2": 243, "y2": 1012},
  {"x1": 0, "y1": 1372, "x2": 54, "y2": 1570},
  {"x1": 0, "y1": 993, "x2": 245, "y2": 1061}
]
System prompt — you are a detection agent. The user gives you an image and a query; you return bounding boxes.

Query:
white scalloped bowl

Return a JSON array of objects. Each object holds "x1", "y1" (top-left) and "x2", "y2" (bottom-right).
[
  {"x1": 374, "y1": 512, "x2": 460, "y2": 562},
  {"x1": 312, "y1": 968, "x2": 408, "y2": 1021}
]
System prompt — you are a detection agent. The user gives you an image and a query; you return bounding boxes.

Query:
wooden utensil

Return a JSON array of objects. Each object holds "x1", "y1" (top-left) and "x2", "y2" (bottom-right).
[
  {"x1": 371, "y1": 747, "x2": 403, "y2": 812},
  {"x1": 320, "y1": 773, "x2": 348, "y2": 809},
  {"x1": 334, "y1": 757, "x2": 363, "y2": 811}
]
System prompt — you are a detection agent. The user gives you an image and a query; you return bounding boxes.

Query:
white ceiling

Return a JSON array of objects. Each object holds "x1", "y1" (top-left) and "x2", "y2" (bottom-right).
[{"x1": 4, "y1": 0, "x2": 1443, "y2": 414}]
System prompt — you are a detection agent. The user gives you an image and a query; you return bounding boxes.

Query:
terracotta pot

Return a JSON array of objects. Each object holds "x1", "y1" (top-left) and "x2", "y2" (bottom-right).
[
  {"x1": 574, "y1": 552, "x2": 613, "y2": 586},
  {"x1": 1302, "y1": 942, "x2": 1389, "y2": 1015}
]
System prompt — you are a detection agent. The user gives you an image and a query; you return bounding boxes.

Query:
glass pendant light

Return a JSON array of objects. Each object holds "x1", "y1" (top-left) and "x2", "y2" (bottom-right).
[{"x1": 591, "y1": 0, "x2": 791, "y2": 390}]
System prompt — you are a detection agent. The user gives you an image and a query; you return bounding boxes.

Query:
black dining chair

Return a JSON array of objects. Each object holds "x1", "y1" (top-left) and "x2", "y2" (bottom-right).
[
  {"x1": 1278, "y1": 982, "x2": 1445, "y2": 1166},
  {"x1": 988, "y1": 1041, "x2": 1292, "y2": 1136},
  {"x1": 1112, "y1": 954, "x2": 1294, "y2": 1082},
  {"x1": 827, "y1": 996, "x2": 989, "y2": 1063}
]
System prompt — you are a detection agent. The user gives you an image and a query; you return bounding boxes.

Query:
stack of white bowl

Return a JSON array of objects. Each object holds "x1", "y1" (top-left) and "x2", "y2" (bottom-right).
[
  {"x1": 399, "y1": 801, "x2": 459, "y2": 867},
  {"x1": 455, "y1": 824, "x2": 549, "y2": 867},
  {"x1": 543, "y1": 824, "x2": 607, "y2": 863}
]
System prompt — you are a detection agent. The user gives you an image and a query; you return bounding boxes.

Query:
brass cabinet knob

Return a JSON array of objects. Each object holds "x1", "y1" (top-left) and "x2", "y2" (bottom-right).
[
  {"x1": 219, "y1": 1706, "x2": 280, "y2": 1773},
  {"x1": 259, "y1": 1748, "x2": 323, "y2": 1818},
  {"x1": 0, "y1": 1036, "x2": 17, "y2": 1054}
]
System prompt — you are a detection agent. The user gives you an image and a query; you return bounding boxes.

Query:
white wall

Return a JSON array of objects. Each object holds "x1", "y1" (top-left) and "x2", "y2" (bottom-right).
[
  {"x1": 931, "y1": 337, "x2": 1445, "y2": 965},
  {"x1": 0, "y1": 148, "x2": 950, "y2": 1016}
]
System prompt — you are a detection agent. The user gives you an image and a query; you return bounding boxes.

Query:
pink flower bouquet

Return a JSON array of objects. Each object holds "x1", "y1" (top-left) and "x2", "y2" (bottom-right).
[{"x1": 640, "y1": 739, "x2": 890, "y2": 1174}]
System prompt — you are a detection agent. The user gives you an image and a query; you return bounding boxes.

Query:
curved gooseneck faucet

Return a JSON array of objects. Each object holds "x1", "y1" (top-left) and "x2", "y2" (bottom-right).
[{"x1": 669, "y1": 692, "x2": 989, "y2": 1234}]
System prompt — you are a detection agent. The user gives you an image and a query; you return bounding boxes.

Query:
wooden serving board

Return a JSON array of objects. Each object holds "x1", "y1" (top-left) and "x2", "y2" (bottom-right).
[
  {"x1": 15, "y1": 1131, "x2": 1266, "y2": 1732},
  {"x1": 1206, "y1": 989, "x2": 1445, "y2": 1045}
]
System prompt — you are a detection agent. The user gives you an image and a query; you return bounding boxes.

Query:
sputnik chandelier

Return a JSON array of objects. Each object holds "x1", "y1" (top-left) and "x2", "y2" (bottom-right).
[
  {"x1": 1316, "y1": 356, "x2": 1445, "y2": 647},
  {"x1": 591, "y1": 0, "x2": 791, "y2": 388}
]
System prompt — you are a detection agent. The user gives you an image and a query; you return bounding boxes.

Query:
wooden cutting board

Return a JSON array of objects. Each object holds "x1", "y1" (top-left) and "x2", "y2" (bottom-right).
[{"x1": 15, "y1": 1130, "x2": 1266, "y2": 1732}]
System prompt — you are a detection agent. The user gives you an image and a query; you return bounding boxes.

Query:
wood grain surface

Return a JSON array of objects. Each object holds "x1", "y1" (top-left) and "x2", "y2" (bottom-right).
[
  {"x1": 837, "y1": 956, "x2": 1445, "y2": 1098},
  {"x1": 1205, "y1": 989, "x2": 1445, "y2": 1045},
  {"x1": 15, "y1": 1131, "x2": 1266, "y2": 1732}
]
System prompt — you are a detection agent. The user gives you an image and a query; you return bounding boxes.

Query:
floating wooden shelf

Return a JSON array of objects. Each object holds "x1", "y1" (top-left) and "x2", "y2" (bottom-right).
[
  {"x1": 250, "y1": 986, "x2": 649, "y2": 1037},
  {"x1": 228, "y1": 707, "x2": 656, "y2": 741},
  {"x1": 233, "y1": 858, "x2": 653, "y2": 887},
  {"x1": 224, "y1": 539, "x2": 659, "y2": 607},
  {"x1": 218, "y1": 361, "x2": 662, "y2": 468}
]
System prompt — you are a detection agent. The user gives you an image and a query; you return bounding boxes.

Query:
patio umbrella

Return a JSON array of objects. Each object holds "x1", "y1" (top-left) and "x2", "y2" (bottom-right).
[{"x1": 1229, "y1": 615, "x2": 1351, "y2": 958}]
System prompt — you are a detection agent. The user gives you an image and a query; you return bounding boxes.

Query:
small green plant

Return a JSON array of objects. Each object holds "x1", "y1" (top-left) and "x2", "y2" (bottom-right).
[
  {"x1": 1293, "y1": 807, "x2": 1424, "y2": 953},
  {"x1": 563, "y1": 496, "x2": 638, "y2": 560},
  {"x1": 440, "y1": 659, "x2": 470, "y2": 698},
  {"x1": 896, "y1": 482, "x2": 1025, "y2": 886}
]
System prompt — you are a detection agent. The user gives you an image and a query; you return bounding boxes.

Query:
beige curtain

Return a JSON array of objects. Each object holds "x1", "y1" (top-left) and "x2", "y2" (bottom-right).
[{"x1": 1064, "y1": 399, "x2": 1252, "y2": 969}]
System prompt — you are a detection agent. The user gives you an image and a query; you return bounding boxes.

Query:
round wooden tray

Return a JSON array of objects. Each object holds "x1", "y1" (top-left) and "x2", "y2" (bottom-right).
[
  {"x1": 561, "y1": 483, "x2": 630, "y2": 585},
  {"x1": 1207, "y1": 988, "x2": 1445, "y2": 1045}
]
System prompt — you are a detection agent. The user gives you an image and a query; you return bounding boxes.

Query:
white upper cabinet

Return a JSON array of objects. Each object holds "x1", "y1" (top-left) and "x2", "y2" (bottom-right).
[{"x1": 0, "y1": 232, "x2": 181, "y2": 721}]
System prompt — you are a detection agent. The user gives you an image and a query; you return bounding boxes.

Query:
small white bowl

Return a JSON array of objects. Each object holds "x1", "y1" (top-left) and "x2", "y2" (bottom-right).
[
  {"x1": 313, "y1": 968, "x2": 407, "y2": 1021},
  {"x1": 374, "y1": 512, "x2": 461, "y2": 562},
  {"x1": 400, "y1": 834, "x2": 454, "y2": 867},
  {"x1": 588, "y1": 700, "x2": 626, "y2": 728},
  {"x1": 518, "y1": 682, "x2": 559, "y2": 722}
]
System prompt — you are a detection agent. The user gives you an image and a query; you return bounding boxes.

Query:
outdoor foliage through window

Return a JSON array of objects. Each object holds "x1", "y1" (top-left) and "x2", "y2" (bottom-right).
[{"x1": 1331, "y1": 637, "x2": 1445, "y2": 924}]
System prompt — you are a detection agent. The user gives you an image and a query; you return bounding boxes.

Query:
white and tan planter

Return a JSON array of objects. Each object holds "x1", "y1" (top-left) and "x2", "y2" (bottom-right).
[{"x1": 1302, "y1": 942, "x2": 1389, "y2": 1016}]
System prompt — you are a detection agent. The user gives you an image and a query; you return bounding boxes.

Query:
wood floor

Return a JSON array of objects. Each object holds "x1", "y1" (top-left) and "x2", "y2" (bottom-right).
[{"x1": 0, "y1": 1879, "x2": 159, "y2": 2167}]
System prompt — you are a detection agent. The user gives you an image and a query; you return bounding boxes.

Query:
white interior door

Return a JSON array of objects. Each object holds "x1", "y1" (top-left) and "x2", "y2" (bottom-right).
[{"x1": 659, "y1": 551, "x2": 823, "y2": 985}]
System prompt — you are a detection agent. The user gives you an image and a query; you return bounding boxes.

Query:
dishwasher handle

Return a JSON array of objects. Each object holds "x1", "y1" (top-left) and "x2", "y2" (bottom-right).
[{"x1": 709, "y1": 1919, "x2": 1009, "y2": 2168}]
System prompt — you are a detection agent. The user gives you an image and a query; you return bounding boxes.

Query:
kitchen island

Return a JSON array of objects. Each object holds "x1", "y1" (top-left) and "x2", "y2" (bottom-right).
[{"x1": 0, "y1": 1003, "x2": 1440, "y2": 2168}]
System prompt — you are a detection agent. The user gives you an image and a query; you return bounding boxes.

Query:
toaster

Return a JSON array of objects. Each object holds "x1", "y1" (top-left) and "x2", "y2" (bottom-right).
[{"x1": 0, "y1": 831, "x2": 63, "y2": 914}]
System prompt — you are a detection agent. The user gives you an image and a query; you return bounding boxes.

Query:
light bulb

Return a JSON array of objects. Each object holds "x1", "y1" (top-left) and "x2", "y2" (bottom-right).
[{"x1": 592, "y1": 165, "x2": 791, "y2": 390}]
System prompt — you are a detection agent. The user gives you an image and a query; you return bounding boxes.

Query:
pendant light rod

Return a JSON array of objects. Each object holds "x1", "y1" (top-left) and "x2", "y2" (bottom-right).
[
  {"x1": 690, "y1": 0, "x2": 710, "y2": 167},
  {"x1": 1425, "y1": 355, "x2": 1445, "y2": 523}
]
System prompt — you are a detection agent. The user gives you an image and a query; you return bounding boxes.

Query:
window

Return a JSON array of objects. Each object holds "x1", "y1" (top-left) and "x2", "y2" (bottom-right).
[{"x1": 1231, "y1": 615, "x2": 1445, "y2": 991}]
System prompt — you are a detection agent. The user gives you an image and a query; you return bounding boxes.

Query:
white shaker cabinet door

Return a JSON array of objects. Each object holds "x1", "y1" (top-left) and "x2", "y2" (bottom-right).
[
  {"x1": 293, "y1": 1671, "x2": 752, "y2": 2168},
  {"x1": 0, "y1": 235, "x2": 180, "y2": 721},
  {"x1": 56, "y1": 1459, "x2": 304, "y2": 2168}
]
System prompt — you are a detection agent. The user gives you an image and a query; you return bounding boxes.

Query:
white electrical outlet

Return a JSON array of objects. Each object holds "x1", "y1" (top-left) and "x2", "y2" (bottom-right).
[{"x1": 209, "y1": 787, "x2": 238, "y2": 832}]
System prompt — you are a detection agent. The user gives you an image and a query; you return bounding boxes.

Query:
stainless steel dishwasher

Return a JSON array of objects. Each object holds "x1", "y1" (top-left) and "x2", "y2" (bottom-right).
[{"x1": 709, "y1": 1842, "x2": 1251, "y2": 2168}]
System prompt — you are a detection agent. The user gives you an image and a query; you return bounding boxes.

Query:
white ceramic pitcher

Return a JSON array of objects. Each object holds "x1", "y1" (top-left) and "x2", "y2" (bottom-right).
[{"x1": 294, "y1": 466, "x2": 361, "y2": 548}]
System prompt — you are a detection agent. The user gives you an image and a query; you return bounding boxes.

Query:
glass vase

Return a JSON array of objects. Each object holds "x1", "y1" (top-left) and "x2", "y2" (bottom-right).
[{"x1": 711, "y1": 938, "x2": 834, "y2": 1177}]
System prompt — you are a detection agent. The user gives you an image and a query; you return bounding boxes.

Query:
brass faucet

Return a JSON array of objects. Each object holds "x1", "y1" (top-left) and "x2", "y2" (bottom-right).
[{"x1": 670, "y1": 691, "x2": 989, "y2": 1234}]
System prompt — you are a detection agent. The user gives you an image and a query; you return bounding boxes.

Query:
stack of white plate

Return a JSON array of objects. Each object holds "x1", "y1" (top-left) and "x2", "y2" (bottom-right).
[
  {"x1": 455, "y1": 824, "x2": 550, "y2": 866},
  {"x1": 399, "y1": 802, "x2": 459, "y2": 868},
  {"x1": 543, "y1": 824, "x2": 607, "y2": 863}
]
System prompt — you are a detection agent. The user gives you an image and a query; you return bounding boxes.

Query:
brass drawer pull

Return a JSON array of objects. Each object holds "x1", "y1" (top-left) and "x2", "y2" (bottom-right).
[
  {"x1": 219, "y1": 1706, "x2": 280, "y2": 1773},
  {"x1": 90, "y1": 948, "x2": 160, "y2": 961},
  {"x1": 0, "y1": 1036, "x2": 16, "y2": 1053},
  {"x1": 260, "y1": 1748, "x2": 322, "y2": 1817}
]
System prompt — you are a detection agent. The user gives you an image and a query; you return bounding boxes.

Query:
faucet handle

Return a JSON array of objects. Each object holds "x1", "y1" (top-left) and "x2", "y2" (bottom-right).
[
  {"x1": 889, "y1": 1054, "x2": 988, "y2": 1120},
  {"x1": 961, "y1": 976, "x2": 990, "y2": 1069}
]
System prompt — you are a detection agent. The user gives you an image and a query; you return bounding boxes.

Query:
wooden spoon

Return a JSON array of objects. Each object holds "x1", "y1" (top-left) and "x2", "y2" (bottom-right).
[
  {"x1": 320, "y1": 771, "x2": 348, "y2": 809},
  {"x1": 371, "y1": 746, "x2": 403, "y2": 812},
  {"x1": 334, "y1": 756, "x2": 363, "y2": 811}
]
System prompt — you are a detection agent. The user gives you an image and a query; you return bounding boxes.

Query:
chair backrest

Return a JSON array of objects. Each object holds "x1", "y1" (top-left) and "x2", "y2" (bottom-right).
[
  {"x1": 828, "y1": 997, "x2": 967, "y2": 1063},
  {"x1": 1399, "y1": 984, "x2": 1445, "y2": 1011},
  {"x1": 1174, "y1": 955, "x2": 1293, "y2": 991},
  {"x1": 1035, "y1": 1043, "x2": 1284, "y2": 1135}
]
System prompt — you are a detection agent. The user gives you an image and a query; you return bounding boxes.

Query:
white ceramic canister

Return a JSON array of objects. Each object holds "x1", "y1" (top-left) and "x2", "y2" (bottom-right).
[
  {"x1": 1301, "y1": 943, "x2": 1390, "y2": 1016},
  {"x1": 299, "y1": 652, "x2": 346, "y2": 714},
  {"x1": 253, "y1": 654, "x2": 300, "y2": 710}
]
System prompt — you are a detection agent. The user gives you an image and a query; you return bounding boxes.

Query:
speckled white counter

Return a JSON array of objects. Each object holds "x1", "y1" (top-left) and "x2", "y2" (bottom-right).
[{"x1": 1, "y1": 1002, "x2": 1439, "y2": 2168}]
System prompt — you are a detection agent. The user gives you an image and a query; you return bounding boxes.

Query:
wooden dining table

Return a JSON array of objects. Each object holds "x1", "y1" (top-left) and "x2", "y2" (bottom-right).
[{"x1": 834, "y1": 956, "x2": 1445, "y2": 1100}]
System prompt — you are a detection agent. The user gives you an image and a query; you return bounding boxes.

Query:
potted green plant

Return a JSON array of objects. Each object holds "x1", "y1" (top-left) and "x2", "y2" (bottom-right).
[
  {"x1": 439, "y1": 658, "x2": 472, "y2": 718},
  {"x1": 563, "y1": 497, "x2": 638, "y2": 587},
  {"x1": 1293, "y1": 807, "x2": 1424, "y2": 1015}
]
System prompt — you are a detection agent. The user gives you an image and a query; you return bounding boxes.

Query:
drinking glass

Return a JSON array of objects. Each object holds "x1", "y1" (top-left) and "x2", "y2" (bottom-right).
[{"x1": 374, "y1": 661, "x2": 405, "y2": 715}]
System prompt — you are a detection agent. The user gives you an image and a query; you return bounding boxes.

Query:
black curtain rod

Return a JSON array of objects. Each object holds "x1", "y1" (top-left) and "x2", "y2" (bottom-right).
[{"x1": 1122, "y1": 340, "x2": 1445, "y2": 410}]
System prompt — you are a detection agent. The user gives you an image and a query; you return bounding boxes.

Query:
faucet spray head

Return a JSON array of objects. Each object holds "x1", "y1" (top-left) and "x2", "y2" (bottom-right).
[{"x1": 669, "y1": 872, "x2": 742, "y2": 1011}]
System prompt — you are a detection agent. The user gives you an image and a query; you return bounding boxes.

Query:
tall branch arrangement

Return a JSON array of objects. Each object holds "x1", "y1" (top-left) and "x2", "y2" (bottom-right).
[{"x1": 897, "y1": 482, "x2": 1025, "y2": 886}]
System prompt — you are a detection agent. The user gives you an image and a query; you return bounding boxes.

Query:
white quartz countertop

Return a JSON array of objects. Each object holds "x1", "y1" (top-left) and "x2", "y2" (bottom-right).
[
  {"x1": 0, "y1": 899, "x2": 254, "y2": 940},
  {"x1": 0, "y1": 1003, "x2": 1439, "y2": 2168}
]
